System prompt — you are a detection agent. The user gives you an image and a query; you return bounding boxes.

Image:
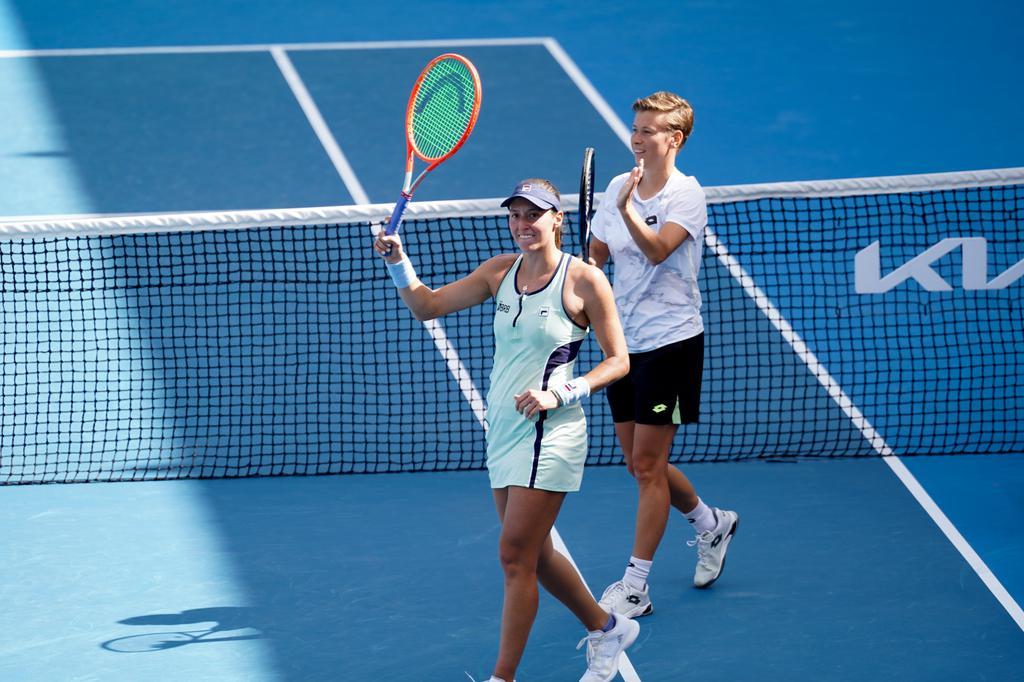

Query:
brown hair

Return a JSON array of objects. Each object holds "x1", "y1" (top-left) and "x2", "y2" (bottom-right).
[
  {"x1": 516, "y1": 177, "x2": 563, "y2": 248},
  {"x1": 632, "y1": 91, "x2": 694, "y2": 146}
]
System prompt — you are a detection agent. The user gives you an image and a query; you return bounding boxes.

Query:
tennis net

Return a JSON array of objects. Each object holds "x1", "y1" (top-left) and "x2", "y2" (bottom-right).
[{"x1": 2, "y1": 168, "x2": 1022, "y2": 484}]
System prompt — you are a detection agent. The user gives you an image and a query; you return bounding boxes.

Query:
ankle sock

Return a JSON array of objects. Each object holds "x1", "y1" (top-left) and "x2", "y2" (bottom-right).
[
  {"x1": 623, "y1": 556, "x2": 652, "y2": 590},
  {"x1": 684, "y1": 498, "x2": 717, "y2": 534}
]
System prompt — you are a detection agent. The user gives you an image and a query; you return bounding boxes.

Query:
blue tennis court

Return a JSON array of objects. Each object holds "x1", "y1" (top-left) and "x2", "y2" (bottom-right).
[
  {"x1": 2, "y1": 462, "x2": 1022, "y2": 679},
  {"x1": 1, "y1": 2, "x2": 1023, "y2": 680},
  {"x1": 0, "y1": 38, "x2": 632, "y2": 215}
]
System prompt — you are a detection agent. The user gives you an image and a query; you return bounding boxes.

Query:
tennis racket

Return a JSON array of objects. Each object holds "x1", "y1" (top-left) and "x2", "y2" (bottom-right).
[
  {"x1": 384, "y1": 53, "x2": 483, "y2": 235},
  {"x1": 578, "y1": 147, "x2": 595, "y2": 262}
]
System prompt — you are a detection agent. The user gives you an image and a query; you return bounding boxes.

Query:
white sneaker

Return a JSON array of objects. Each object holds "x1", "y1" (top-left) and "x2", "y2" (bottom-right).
[
  {"x1": 689, "y1": 508, "x2": 739, "y2": 588},
  {"x1": 577, "y1": 613, "x2": 640, "y2": 682},
  {"x1": 597, "y1": 579, "x2": 653, "y2": 618}
]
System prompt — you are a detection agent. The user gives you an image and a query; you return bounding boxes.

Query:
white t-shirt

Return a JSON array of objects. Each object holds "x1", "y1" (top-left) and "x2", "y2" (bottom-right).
[{"x1": 591, "y1": 168, "x2": 707, "y2": 353}]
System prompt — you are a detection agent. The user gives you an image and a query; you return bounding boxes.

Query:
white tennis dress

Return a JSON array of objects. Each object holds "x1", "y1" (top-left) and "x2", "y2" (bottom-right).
[{"x1": 485, "y1": 253, "x2": 589, "y2": 492}]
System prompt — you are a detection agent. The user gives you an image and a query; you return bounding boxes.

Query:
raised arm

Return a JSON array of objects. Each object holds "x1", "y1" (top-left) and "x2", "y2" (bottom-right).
[
  {"x1": 373, "y1": 230, "x2": 513, "y2": 321},
  {"x1": 616, "y1": 163, "x2": 691, "y2": 265}
]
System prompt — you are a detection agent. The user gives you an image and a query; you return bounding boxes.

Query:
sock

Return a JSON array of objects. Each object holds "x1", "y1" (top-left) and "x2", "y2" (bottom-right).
[
  {"x1": 623, "y1": 556, "x2": 652, "y2": 590},
  {"x1": 684, "y1": 498, "x2": 717, "y2": 534}
]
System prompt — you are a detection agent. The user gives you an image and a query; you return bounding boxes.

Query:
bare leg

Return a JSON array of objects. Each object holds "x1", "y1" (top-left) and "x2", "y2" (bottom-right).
[
  {"x1": 666, "y1": 464, "x2": 700, "y2": 514},
  {"x1": 491, "y1": 486, "x2": 599, "y2": 681},
  {"x1": 627, "y1": 423, "x2": 675, "y2": 559},
  {"x1": 536, "y1": 534, "x2": 608, "y2": 629},
  {"x1": 614, "y1": 421, "x2": 701, "y2": 559}
]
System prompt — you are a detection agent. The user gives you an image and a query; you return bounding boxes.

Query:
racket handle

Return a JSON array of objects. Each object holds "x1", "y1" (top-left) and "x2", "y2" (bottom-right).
[{"x1": 385, "y1": 192, "x2": 412, "y2": 235}]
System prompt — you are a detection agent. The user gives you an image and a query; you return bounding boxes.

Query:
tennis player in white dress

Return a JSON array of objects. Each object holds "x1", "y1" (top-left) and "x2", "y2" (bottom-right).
[{"x1": 375, "y1": 178, "x2": 637, "y2": 682}]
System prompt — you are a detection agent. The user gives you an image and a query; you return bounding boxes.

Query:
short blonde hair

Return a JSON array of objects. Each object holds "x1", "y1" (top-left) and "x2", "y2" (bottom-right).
[
  {"x1": 515, "y1": 178, "x2": 563, "y2": 248},
  {"x1": 632, "y1": 91, "x2": 694, "y2": 145}
]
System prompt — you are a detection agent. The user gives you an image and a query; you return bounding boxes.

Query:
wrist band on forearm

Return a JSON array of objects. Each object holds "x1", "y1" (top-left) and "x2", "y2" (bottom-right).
[
  {"x1": 385, "y1": 256, "x2": 418, "y2": 289},
  {"x1": 551, "y1": 378, "x2": 591, "y2": 406}
]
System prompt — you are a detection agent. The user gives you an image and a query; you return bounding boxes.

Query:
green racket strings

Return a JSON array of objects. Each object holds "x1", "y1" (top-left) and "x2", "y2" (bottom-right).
[{"x1": 411, "y1": 58, "x2": 477, "y2": 160}]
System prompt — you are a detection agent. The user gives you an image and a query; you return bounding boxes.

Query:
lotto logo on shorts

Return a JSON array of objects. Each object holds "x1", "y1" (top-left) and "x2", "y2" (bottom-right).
[{"x1": 651, "y1": 403, "x2": 668, "y2": 414}]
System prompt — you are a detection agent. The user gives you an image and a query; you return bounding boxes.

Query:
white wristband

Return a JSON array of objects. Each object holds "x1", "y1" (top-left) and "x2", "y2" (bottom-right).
[
  {"x1": 551, "y1": 377, "x2": 591, "y2": 407},
  {"x1": 385, "y1": 256, "x2": 418, "y2": 289}
]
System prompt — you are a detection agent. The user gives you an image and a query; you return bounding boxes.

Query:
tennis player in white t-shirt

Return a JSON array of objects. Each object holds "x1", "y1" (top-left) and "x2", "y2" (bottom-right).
[{"x1": 589, "y1": 92, "x2": 739, "y2": 619}]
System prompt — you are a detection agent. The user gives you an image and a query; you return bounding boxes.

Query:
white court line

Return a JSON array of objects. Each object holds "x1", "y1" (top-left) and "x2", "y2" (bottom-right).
[
  {"x1": 703, "y1": 232, "x2": 893, "y2": 455},
  {"x1": 270, "y1": 47, "x2": 370, "y2": 205},
  {"x1": 542, "y1": 38, "x2": 632, "y2": 146},
  {"x1": 423, "y1": 319, "x2": 487, "y2": 427},
  {"x1": 883, "y1": 457, "x2": 1024, "y2": 630},
  {"x1": 0, "y1": 37, "x2": 548, "y2": 59}
]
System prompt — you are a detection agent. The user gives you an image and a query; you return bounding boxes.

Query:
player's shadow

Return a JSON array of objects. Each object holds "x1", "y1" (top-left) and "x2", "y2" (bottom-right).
[{"x1": 101, "y1": 607, "x2": 263, "y2": 653}]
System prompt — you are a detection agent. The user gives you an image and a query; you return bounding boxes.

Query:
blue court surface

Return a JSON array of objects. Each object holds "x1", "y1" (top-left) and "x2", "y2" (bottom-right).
[
  {"x1": 2, "y1": 462, "x2": 1023, "y2": 681},
  {"x1": 1, "y1": 2, "x2": 1023, "y2": 680},
  {"x1": 2, "y1": 1, "x2": 1024, "y2": 214}
]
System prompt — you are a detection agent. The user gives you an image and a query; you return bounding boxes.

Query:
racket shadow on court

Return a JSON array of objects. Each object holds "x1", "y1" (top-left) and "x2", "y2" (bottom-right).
[{"x1": 101, "y1": 606, "x2": 263, "y2": 653}]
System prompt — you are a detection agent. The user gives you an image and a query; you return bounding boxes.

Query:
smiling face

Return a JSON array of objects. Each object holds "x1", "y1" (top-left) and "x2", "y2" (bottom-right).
[
  {"x1": 630, "y1": 91, "x2": 693, "y2": 169},
  {"x1": 631, "y1": 110, "x2": 685, "y2": 167},
  {"x1": 507, "y1": 198, "x2": 563, "y2": 252}
]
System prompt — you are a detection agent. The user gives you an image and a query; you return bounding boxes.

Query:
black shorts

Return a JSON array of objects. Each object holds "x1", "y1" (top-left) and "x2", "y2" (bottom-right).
[{"x1": 606, "y1": 333, "x2": 704, "y2": 425}]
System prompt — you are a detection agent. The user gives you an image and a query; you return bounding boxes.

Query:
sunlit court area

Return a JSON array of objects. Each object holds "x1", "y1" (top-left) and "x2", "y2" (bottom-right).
[{"x1": 1, "y1": 2, "x2": 1023, "y2": 680}]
